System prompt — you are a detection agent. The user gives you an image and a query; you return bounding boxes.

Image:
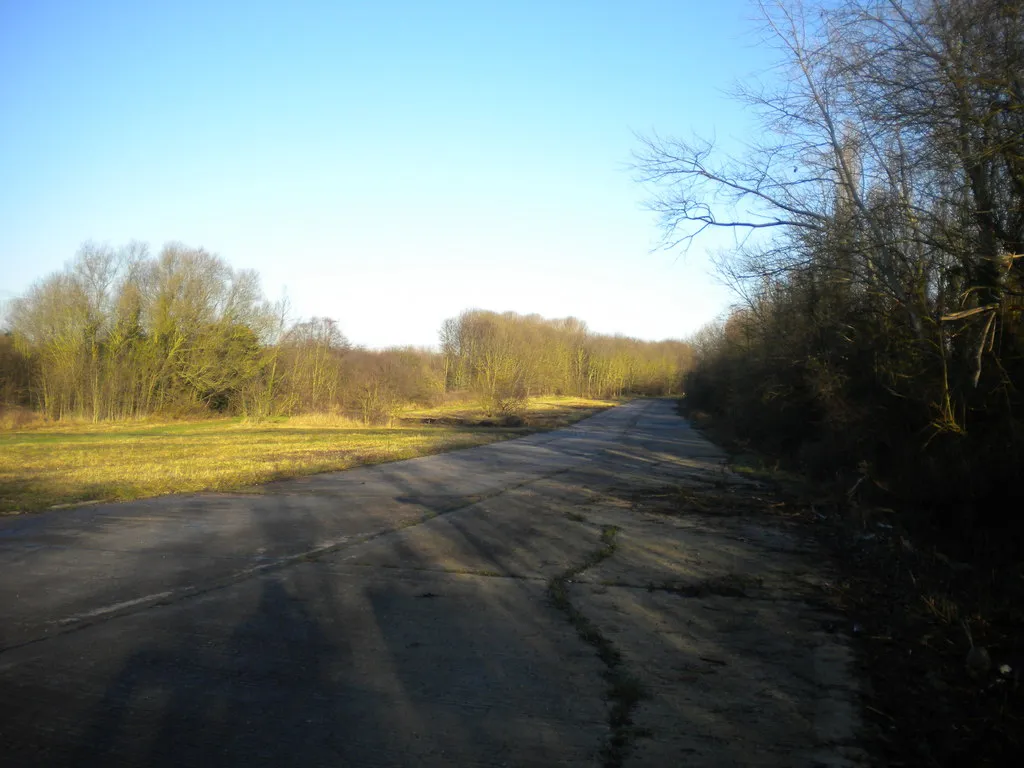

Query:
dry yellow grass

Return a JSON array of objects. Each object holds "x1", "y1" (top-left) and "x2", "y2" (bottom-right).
[
  {"x1": 0, "y1": 396, "x2": 618, "y2": 514},
  {"x1": 401, "y1": 394, "x2": 619, "y2": 427}
]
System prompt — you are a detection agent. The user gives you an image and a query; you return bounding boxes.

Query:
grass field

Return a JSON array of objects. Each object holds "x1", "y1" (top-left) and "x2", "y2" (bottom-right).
[{"x1": 0, "y1": 396, "x2": 618, "y2": 515}]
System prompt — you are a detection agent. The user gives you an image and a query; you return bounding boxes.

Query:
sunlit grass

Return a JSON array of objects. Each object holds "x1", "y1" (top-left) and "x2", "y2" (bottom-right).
[
  {"x1": 402, "y1": 395, "x2": 621, "y2": 427},
  {"x1": 0, "y1": 396, "x2": 618, "y2": 514}
]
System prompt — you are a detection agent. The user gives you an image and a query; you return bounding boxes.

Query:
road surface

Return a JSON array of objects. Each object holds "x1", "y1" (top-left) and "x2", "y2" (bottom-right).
[{"x1": 0, "y1": 399, "x2": 865, "y2": 766}]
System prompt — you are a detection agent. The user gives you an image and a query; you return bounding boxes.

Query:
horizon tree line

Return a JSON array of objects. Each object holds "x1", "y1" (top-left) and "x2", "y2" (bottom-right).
[{"x1": 1, "y1": 241, "x2": 693, "y2": 424}]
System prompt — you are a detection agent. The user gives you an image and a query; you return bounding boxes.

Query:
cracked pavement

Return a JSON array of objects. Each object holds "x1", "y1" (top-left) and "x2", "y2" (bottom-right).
[{"x1": 0, "y1": 399, "x2": 866, "y2": 766}]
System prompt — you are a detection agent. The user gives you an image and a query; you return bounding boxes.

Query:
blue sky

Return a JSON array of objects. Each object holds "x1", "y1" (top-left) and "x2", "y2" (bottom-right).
[{"x1": 1, "y1": 0, "x2": 774, "y2": 348}]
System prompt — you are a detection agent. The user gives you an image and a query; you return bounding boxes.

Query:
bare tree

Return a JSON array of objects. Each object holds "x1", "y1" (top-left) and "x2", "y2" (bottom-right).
[{"x1": 667, "y1": 1, "x2": 1024, "y2": 524}]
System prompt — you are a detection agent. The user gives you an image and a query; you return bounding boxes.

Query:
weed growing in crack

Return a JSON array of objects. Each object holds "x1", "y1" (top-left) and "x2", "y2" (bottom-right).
[{"x1": 547, "y1": 524, "x2": 646, "y2": 768}]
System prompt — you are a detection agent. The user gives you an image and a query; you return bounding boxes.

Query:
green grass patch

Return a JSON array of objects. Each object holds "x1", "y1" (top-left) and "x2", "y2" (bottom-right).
[{"x1": 0, "y1": 396, "x2": 617, "y2": 514}]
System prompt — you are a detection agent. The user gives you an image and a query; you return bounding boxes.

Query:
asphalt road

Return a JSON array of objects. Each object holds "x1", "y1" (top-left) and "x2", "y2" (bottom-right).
[{"x1": 0, "y1": 399, "x2": 866, "y2": 767}]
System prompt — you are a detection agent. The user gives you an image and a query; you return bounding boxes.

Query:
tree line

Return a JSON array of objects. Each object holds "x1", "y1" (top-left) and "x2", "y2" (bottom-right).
[
  {"x1": 1, "y1": 242, "x2": 691, "y2": 424},
  {"x1": 638, "y1": 0, "x2": 1023, "y2": 541},
  {"x1": 441, "y1": 310, "x2": 691, "y2": 411}
]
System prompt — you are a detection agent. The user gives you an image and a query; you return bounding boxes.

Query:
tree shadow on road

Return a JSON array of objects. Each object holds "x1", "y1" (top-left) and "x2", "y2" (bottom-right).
[{"x1": 67, "y1": 577, "x2": 345, "y2": 767}]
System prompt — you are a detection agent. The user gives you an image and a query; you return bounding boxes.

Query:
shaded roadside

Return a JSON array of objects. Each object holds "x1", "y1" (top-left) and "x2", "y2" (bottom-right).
[{"x1": 682, "y1": 402, "x2": 1024, "y2": 766}]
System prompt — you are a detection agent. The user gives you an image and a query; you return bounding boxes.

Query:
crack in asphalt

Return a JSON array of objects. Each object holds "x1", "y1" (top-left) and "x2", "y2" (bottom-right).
[{"x1": 547, "y1": 524, "x2": 648, "y2": 768}]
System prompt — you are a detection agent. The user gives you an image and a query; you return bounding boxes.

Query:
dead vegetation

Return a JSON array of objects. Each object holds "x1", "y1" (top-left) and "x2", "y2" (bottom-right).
[
  {"x1": 636, "y1": 451, "x2": 1024, "y2": 766},
  {"x1": 816, "y1": 505, "x2": 1024, "y2": 767}
]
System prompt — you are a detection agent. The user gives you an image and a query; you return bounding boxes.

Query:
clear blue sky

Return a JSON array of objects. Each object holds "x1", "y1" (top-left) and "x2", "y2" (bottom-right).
[{"x1": 1, "y1": 0, "x2": 774, "y2": 348}]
